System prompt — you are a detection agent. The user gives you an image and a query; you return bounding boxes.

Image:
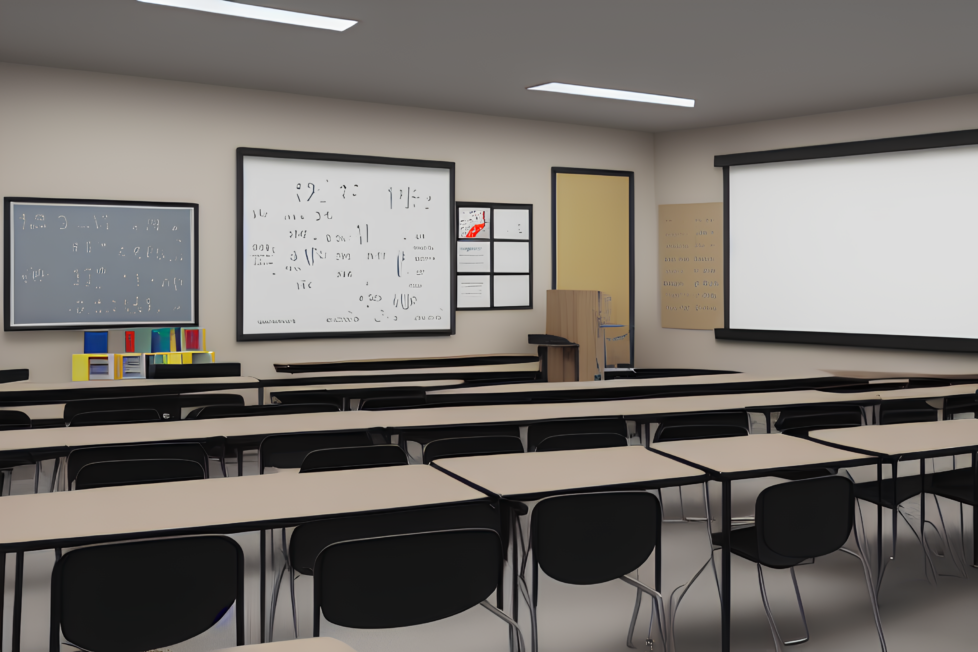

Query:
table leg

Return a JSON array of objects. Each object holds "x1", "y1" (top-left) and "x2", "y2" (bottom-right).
[
  {"x1": 258, "y1": 385, "x2": 264, "y2": 406},
  {"x1": 237, "y1": 449, "x2": 244, "y2": 477},
  {"x1": 973, "y1": 452, "x2": 977, "y2": 567},
  {"x1": 721, "y1": 479, "x2": 731, "y2": 652},
  {"x1": 920, "y1": 459, "x2": 926, "y2": 579},
  {"x1": 1, "y1": 553, "x2": 5, "y2": 652},
  {"x1": 260, "y1": 530, "x2": 266, "y2": 643},
  {"x1": 510, "y1": 507, "x2": 519, "y2": 652},
  {"x1": 891, "y1": 460, "x2": 898, "y2": 561},
  {"x1": 876, "y1": 461, "x2": 883, "y2": 586},
  {"x1": 12, "y1": 553, "x2": 23, "y2": 652}
]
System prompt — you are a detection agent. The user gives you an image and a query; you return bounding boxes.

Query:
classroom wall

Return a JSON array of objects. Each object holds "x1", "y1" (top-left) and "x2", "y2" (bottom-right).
[
  {"x1": 0, "y1": 63, "x2": 657, "y2": 382},
  {"x1": 653, "y1": 92, "x2": 978, "y2": 374}
]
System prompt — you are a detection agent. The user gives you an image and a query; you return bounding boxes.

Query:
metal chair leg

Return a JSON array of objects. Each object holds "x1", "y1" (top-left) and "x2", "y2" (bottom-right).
[
  {"x1": 756, "y1": 565, "x2": 810, "y2": 649},
  {"x1": 620, "y1": 575, "x2": 667, "y2": 652},
  {"x1": 480, "y1": 600, "x2": 526, "y2": 652},
  {"x1": 626, "y1": 588, "x2": 643, "y2": 649},
  {"x1": 840, "y1": 547, "x2": 887, "y2": 652}
]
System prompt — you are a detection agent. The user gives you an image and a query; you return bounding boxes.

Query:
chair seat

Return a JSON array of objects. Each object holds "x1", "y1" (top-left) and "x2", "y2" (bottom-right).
[
  {"x1": 929, "y1": 467, "x2": 976, "y2": 505},
  {"x1": 711, "y1": 528, "x2": 806, "y2": 569},
  {"x1": 853, "y1": 475, "x2": 925, "y2": 509}
]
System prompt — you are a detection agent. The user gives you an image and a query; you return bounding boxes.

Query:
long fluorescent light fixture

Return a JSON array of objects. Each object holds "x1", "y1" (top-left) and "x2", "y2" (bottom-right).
[
  {"x1": 528, "y1": 82, "x2": 694, "y2": 108},
  {"x1": 138, "y1": 0, "x2": 357, "y2": 31}
]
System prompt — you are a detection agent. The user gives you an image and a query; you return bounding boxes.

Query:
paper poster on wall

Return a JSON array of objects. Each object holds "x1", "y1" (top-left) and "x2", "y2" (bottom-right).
[
  {"x1": 456, "y1": 241, "x2": 490, "y2": 272},
  {"x1": 493, "y1": 275, "x2": 530, "y2": 307},
  {"x1": 493, "y1": 241, "x2": 530, "y2": 273},
  {"x1": 458, "y1": 207, "x2": 490, "y2": 239},
  {"x1": 457, "y1": 275, "x2": 490, "y2": 308},
  {"x1": 658, "y1": 202, "x2": 724, "y2": 330},
  {"x1": 494, "y1": 209, "x2": 530, "y2": 240}
]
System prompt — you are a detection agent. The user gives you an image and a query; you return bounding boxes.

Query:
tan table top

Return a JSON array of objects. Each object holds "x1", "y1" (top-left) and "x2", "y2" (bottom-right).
[
  {"x1": 0, "y1": 464, "x2": 482, "y2": 551},
  {"x1": 434, "y1": 445, "x2": 705, "y2": 499},
  {"x1": 270, "y1": 361, "x2": 539, "y2": 379},
  {"x1": 270, "y1": 379, "x2": 464, "y2": 394},
  {"x1": 427, "y1": 372, "x2": 832, "y2": 396},
  {"x1": 875, "y1": 384, "x2": 978, "y2": 401},
  {"x1": 651, "y1": 433, "x2": 873, "y2": 477},
  {"x1": 0, "y1": 376, "x2": 261, "y2": 393},
  {"x1": 822, "y1": 369, "x2": 978, "y2": 381},
  {"x1": 811, "y1": 419, "x2": 978, "y2": 457},
  {"x1": 214, "y1": 640, "x2": 356, "y2": 652},
  {"x1": 0, "y1": 388, "x2": 888, "y2": 455}
]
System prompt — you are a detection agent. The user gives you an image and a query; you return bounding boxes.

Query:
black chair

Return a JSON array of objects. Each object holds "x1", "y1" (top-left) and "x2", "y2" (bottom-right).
[
  {"x1": 943, "y1": 394, "x2": 978, "y2": 420},
  {"x1": 879, "y1": 398, "x2": 938, "y2": 425},
  {"x1": 74, "y1": 459, "x2": 206, "y2": 490},
  {"x1": 50, "y1": 536, "x2": 245, "y2": 652},
  {"x1": 422, "y1": 435, "x2": 524, "y2": 464},
  {"x1": 312, "y1": 529, "x2": 522, "y2": 649},
  {"x1": 774, "y1": 404, "x2": 864, "y2": 432},
  {"x1": 0, "y1": 410, "x2": 31, "y2": 431},
  {"x1": 187, "y1": 403, "x2": 339, "y2": 419},
  {"x1": 258, "y1": 431, "x2": 374, "y2": 474},
  {"x1": 299, "y1": 445, "x2": 407, "y2": 473},
  {"x1": 66, "y1": 442, "x2": 211, "y2": 490},
  {"x1": 64, "y1": 393, "x2": 246, "y2": 425},
  {"x1": 534, "y1": 432, "x2": 627, "y2": 452},
  {"x1": 700, "y1": 476, "x2": 885, "y2": 651},
  {"x1": 651, "y1": 411, "x2": 749, "y2": 444},
  {"x1": 270, "y1": 502, "x2": 503, "y2": 640},
  {"x1": 269, "y1": 391, "x2": 345, "y2": 410},
  {"x1": 390, "y1": 424, "x2": 521, "y2": 460},
  {"x1": 358, "y1": 395, "x2": 428, "y2": 410},
  {"x1": 68, "y1": 409, "x2": 162, "y2": 427},
  {"x1": 527, "y1": 417, "x2": 628, "y2": 452},
  {"x1": 523, "y1": 492, "x2": 667, "y2": 652}
]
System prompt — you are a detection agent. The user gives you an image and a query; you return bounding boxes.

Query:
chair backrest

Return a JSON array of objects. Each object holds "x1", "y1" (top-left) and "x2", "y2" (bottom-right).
[
  {"x1": 64, "y1": 396, "x2": 181, "y2": 424},
  {"x1": 526, "y1": 418, "x2": 628, "y2": 452},
  {"x1": 66, "y1": 442, "x2": 210, "y2": 488},
  {"x1": 269, "y1": 391, "x2": 344, "y2": 409},
  {"x1": 780, "y1": 422, "x2": 861, "y2": 438},
  {"x1": 776, "y1": 411, "x2": 863, "y2": 433},
  {"x1": 68, "y1": 409, "x2": 162, "y2": 427},
  {"x1": 396, "y1": 423, "x2": 521, "y2": 447},
  {"x1": 423, "y1": 435, "x2": 524, "y2": 464},
  {"x1": 880, "y1": 399, "x2": 938, "y2": 425},
  {"x1": 534, "y1": 432, "x2": 628, "y2": 452},
  {"x1": 755, "y1": 475, "x2": 855, "y2": 564},
  {"x1": 74, "y1": 459, "x2": 206, "y2": 490},
  {"x1": 51, "y1": 536, "x2": 244, "y2": 652},
  {"x1": 654, "y1": 424, "x2": 749, "y2": 444},
  {"x1": 358, "y1": 395, "x2": 428, "y2": 410},
  {"x1": 259, "y1": 431, "x2": 373, "y2": 473},
  {"x1": 774, "y1": 404, "x2": 864, "y2": 430},
  {"x1": 300, "y1": 445, "x2": 408, "y2": 473},
  {"x1": 187, "y1": 403, "x2": 339, "y2": 420},
  {"x1": 0, "y1": 410, "x2": 31, "y2": 431},
  {"x1": 652, "y1": 411, "x2": 749, "y2": 443},
  {"x1": 314, "y1": 529, "x2": 501, "y2": 629},
  {"x1": 531, "y1": 492, "x2": 660, "y2": 584},
  {"x1": 944, "y1": 394, "x2": 978, "y2": 419}
]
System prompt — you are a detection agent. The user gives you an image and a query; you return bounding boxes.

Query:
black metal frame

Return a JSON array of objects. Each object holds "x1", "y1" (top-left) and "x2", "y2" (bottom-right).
[
  {"x1": 551, "y1": 167, "x2": 635, "y2": 366},
  {"x1": 455, "y1": 202, "x2": 533, "y2": 310},
  {"x1": 4, "y1": 197, "x2": 199, "y2": 331},
  {"x1": 715, "y1": 128, "x2": 978, "y2": 353},
  {"x1": 236, "y1": 147, "x2": 456, "y2": 341}
]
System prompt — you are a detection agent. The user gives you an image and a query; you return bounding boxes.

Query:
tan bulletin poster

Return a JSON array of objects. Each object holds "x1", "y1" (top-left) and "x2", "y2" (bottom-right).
[{"x1": 658, "y1": 203, "x2": 724, "y2": 329}]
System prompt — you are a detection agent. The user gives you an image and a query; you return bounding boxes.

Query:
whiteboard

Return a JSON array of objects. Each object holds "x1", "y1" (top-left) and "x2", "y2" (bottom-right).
[
  {"x1": 4, "y1": 198, "x2": 197, "y2": 331},
  {"x1": 238, "y1": 149, "x2": 455, "y2": 340}
]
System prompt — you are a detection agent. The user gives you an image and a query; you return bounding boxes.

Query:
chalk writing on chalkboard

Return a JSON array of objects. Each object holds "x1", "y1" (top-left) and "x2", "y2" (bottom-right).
[{"x1": 238, "y1": 150, "x2": 454, "y2": 339}]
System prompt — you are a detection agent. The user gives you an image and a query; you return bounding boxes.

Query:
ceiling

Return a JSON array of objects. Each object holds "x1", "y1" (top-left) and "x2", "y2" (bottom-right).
[{"x1": 3, "y1": 0, "x2": 978, "y2": 133}]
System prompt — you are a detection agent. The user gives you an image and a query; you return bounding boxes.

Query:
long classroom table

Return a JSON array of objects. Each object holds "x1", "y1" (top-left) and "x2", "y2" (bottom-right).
[
  {"x1": 0, "y1": 464, "x2": 486, "y2": 652},
  {"x1": 0, "y1": 376, "x2": 263, "y2": 407}
]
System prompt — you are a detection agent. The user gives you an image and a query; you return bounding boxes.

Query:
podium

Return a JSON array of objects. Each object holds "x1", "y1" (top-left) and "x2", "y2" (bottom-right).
[{"x1": 542, "y1": 290, "x2": 603, "y2": 382}]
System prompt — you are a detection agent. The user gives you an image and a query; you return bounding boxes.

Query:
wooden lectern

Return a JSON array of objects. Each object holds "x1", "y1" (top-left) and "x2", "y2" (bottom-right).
[{"x1": 543, "y1": 290, "x2": 602, "y2": 382}]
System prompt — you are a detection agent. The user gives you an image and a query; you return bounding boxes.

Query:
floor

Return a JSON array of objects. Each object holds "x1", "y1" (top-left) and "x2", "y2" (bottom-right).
[{"x1": 4, "y1": 447, "x2": 978, "y2": 652}]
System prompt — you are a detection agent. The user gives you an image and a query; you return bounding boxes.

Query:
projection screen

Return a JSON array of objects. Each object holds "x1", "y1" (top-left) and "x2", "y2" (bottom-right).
[{"x1": 715, "y1": 129, "x2": 978, "y2": 352}]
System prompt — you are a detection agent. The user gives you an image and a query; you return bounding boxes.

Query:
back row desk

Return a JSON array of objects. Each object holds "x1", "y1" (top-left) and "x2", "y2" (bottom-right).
[
  {"x1": 0, "y1": 376, "x2": 264, "y2": 408},
  {"x1": 0, "y1": 465, "x2": 487, "y2": 652}
]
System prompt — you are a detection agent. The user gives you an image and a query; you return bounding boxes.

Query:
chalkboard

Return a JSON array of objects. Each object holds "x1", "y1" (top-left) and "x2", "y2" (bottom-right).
[
  {"x1": 4, "y1": 198, "x2": 198, "y2": 331},
  {"x1": 237, "y1": 148, "x2": 455, "y2": 340}
]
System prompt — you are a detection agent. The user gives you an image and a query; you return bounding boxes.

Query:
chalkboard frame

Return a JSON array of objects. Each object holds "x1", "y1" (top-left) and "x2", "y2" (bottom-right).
[
  {"x1": 715, "y1": 127, "x2": 978, "y2": 353},
  {"x1": 4, "y1": 196, "x2": 199, "y2": 332},
  {"x1": 236, "y1": 147, "x2": 456, "y2": 341}
]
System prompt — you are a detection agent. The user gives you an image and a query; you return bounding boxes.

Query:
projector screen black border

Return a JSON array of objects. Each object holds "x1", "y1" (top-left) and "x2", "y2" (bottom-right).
[
  {"x1": 3, "y1": 196, "x2": 200, "y2": 332},
  {"x1": 714, "y1": 127, "x2": 978, "y2": 353},
  {"x1": 236, "y1": 147, "x2": 457, "y2": 341}
]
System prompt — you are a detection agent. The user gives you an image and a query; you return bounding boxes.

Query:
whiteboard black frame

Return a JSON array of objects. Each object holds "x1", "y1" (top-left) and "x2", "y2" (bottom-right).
[
  {"x1": 455, "y1": 202, "x2": 533, "y2": 311},
  {"x1": 4, "y1": 196, "x2": 200, "y2": 332},
  {"x1": 236, "y1": 147, "x2": 457, "y2": 341},
  {"x1": 714, "y1": 127, "x2": 978, "y2": 353}
]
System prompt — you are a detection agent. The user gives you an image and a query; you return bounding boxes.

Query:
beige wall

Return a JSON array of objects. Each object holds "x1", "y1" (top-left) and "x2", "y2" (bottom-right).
[
  {"x1": 653, "y1": 93, "x2": 978, "y2": 374},
  {"x1": 0, "y1": 63, "x2": 656, "y2": 382}
]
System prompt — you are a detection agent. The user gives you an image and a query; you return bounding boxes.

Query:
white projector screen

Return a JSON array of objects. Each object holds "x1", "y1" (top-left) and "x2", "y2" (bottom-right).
[{"x1": 722, "y1": 132, "x2": 978, "y2": 351}]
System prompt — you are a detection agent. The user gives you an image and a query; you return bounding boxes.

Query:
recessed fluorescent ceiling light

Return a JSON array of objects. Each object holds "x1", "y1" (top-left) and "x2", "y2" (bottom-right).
[
  {"x1": 138, "y1": 0, "x2": 357, "y2": 32},
  {"x1": 528, "y1": 82, "x2": 694, "y2": 108}
]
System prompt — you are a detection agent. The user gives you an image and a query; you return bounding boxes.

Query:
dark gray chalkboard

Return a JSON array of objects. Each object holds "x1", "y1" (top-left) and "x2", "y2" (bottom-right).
[{"x1": 4, "y1": 198, "x2": 198, "y2": 330}]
